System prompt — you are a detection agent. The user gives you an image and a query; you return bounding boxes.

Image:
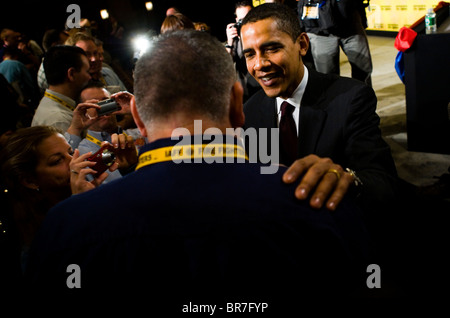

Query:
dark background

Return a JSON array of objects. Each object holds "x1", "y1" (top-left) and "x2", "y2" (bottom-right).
[
  {"x1": 3, "y1": 1, "x2": 233, "y2": 41},
  {"x1": 2, "y1": 1, "x2": 297, "y2": 45},
  {"x1": 2, "y1": 0, "x2": 298, "y2": 86}
]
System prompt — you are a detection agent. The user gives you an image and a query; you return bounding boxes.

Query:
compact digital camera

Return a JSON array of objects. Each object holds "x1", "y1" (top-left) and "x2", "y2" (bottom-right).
[
  {"x1": 86, "y1": 143, "x2": 116, "y2": 177},
  {"x1": 97, "y1": 98, "x2": 121, "y2": 116},
  {"x1": 234, "y1": 19, "x2": 243, "y2": 33}
]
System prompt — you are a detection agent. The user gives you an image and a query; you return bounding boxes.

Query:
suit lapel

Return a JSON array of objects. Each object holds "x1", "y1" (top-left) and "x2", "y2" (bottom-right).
[
  {"x1": 298, "y1": 106, "x2": 327, "y2": 157},
  {"x1": 298, "y1": 69, "x2": 328, "y2": 157}
]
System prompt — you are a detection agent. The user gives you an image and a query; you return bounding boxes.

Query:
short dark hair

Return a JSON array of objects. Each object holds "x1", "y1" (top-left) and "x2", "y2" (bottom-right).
[
  {"x1": 43, "y1": 45, "x2": 86, "y2": 85},
  {"x1": 235, "y1": 1, "x2": 253, "y2": 10},
  {"x1": 42, "y1": 29, "x2": 62, "y2": 52},
  {"x1": 133, "y1": 30, "x2": 235, "y2": 124},
  {"x1": 2, "y1": 46, "x2": 20, "y2": 59},
  {"x1": 242, "y1": 3, "x2": 303, "y2": 42}
]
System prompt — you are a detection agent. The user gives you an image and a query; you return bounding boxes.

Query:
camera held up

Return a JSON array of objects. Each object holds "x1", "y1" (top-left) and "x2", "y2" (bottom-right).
[
  {"x1": 234, "y1": 19, "x2": 243, "y2": 34},
  {"x1": 86, "y1": 144, "x2": 116, "y2": 177},
  {"x1": 97, "y1": 98, "x2": 121, "y2": 117}
]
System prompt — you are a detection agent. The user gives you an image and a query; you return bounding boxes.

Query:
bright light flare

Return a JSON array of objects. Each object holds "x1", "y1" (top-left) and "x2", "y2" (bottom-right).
[
  {"x1": 132, "y1": 35, "x2": 152, "y2": 59},
  {"x1": 145, "y1": 2, "x2": 153, "y2": 11},
  {"x1": 100, "y1": 9, "x2": 109, "y2": 20}
]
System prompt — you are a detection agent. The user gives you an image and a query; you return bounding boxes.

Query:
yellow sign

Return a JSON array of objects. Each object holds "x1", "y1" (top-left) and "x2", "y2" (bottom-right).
[
  {"x1": 366, "y1": 0, "x2": 441, "y2": 31},
  {"x1": 253, "y1": 0, "x2": 265, "y2": 7}
]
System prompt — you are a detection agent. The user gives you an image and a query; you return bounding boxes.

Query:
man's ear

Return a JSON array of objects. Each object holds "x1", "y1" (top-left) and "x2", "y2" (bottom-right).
[
  {"x1": 229, "y1": 81, "x2": 245, "y2": 129},
  {"x1": 67, "y1": 67, "x2": 76, "y2": 82},
  {"x1": 130, "y1": 96, "x2": 148, "y2": 137},
  {"x1": 297, "y1": 32, "x2": 309, "y2": 57}
]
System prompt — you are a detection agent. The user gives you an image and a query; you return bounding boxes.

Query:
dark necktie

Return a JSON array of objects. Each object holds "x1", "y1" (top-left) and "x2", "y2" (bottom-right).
[{"x1": 279, "y1": 101, "x2": 298, "y2": 166}]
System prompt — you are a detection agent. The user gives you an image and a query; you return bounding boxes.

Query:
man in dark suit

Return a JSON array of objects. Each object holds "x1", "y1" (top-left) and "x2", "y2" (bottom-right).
[
  {"x1": 25, "y1": 30, "x2": 373, "y2": 308},
  {"x1": 240, "y1": 3, "x2": 398, "y2": 213}
]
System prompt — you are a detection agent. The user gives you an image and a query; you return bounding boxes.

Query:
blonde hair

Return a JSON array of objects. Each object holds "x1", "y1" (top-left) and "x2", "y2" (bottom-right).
[{"x1": 64, "y1": 30, "x2": 94, "y2": 46}]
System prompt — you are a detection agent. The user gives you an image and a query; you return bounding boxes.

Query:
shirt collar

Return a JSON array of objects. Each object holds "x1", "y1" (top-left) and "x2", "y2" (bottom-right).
[
  {"x1": 46, "y1": 89, "x2": 76, "y2": 108},
  {"x1": 276, "y1": 65, "x2": 309, "y2": 112}
]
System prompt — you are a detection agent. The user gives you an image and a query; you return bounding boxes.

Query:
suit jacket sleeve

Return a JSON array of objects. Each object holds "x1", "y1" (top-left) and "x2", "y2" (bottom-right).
[{"x1": 340, "y1": 82, "x2": 399, "y2": 207}]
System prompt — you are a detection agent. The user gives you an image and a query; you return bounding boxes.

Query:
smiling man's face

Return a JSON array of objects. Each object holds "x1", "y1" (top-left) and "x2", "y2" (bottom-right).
[{"x1": 241, "y1": 18, "x2": 307, "y2": 99}]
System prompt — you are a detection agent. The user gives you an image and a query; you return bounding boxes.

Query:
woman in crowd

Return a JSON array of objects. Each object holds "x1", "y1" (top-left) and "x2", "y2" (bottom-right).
[{"x1": 0, "y1": 125, "x2": 119, "y2": 270}]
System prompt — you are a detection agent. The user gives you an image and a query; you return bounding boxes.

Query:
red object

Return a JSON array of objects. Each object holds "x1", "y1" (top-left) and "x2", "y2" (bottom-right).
[
  {"x1": 395, "y1": 27, "x2": 418, "y2": 52},
  {"x1": 86, "y1": 143, "x2": 116, "y2": 177}
]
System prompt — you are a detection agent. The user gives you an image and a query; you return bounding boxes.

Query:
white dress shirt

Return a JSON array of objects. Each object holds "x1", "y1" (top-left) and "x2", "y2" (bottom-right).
[{"x1": 275, "y1": 65, "x2": 309, "y2": 135}]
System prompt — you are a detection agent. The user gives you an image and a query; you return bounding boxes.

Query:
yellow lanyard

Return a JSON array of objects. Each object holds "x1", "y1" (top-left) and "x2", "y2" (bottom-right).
[
  {"x1": 44, "y1": 91, "x2": 75, "y2": 111},
  {"x1": 86, "y1": 132, "x2": 129, "y2": 147},
  {"x1": 136, "y1": 144, "x2": 248, "y2": 171},
  {"x1": 86, "y1": 134, "x2": 103, "y2": 147}
]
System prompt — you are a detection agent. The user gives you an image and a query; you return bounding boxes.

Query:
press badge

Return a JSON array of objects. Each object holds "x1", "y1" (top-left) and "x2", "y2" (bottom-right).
[{"x1": 302, "y1": 2, "x2": 320, "y2": 20}]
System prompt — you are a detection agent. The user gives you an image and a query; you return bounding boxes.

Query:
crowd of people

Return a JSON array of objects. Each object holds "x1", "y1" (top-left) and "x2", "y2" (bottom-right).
[
  {"x1": 0, "y1": 11, "x2": 140, "y2": 293},
  {"x1": 0, "y1": 1, "x2": 448, "y2": 307}
]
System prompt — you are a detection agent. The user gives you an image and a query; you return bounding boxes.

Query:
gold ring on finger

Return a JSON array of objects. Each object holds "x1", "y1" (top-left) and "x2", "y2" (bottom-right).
[{"x1": 326, "y1": 168, "x2": 341, "y2": 180}]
